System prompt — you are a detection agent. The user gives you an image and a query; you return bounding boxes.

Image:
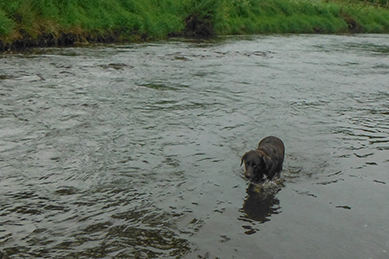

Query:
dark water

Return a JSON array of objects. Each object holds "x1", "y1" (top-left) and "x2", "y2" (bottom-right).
[{"x1": 0, "y1": 34, "x2": 388, "y2": 258}]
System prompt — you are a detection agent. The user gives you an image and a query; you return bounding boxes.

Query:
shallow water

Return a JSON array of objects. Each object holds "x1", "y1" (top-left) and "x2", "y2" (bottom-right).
[{"x1": 0, "y1": 34, "x2": 388, "y2": 258}]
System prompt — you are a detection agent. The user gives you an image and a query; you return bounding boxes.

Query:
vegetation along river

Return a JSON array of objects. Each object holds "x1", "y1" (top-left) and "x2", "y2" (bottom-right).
[{"x1": 0, "y1": 34, "x2": 389, "y2": 258}]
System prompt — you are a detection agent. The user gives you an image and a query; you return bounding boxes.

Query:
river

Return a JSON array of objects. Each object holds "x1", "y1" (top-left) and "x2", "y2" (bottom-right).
[{"x1": 0, "y1": 34, "x2": 388, "y2": 258}]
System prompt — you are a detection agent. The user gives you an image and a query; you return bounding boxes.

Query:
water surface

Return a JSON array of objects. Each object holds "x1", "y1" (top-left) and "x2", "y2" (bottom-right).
[{"x1": 0, "y1": 34, "x2": 388, "y2": 258}]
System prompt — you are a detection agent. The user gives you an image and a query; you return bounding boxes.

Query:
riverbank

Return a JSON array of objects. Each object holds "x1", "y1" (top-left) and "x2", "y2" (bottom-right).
[{"x1": 1, "y1": 0, "x2": 389, "y2": 50}]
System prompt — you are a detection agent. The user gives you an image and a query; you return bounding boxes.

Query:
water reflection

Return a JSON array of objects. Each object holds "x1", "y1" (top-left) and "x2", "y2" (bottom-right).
[{"x1": 240, "y1": 181, "x2": 283, "y2": 234}]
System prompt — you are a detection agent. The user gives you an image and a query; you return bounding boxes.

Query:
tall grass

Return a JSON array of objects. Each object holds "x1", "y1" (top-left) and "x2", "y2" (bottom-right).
[
  {"x1": 215, "y1": 0, "x2": 389, "y2": 34},
  {"x1": 0, "y1": 0, "x2": 187, "y2": 46},
  {"x1": 217, "y1": 0, "x2": 348, "y2": 34},
  {"x1": 1, "y1": 0, "x2": 389, "y2": 49}
]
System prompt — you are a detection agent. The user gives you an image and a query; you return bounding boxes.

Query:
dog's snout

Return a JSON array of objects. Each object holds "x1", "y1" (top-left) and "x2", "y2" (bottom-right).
[{"x1": 244, "y1": 169, "x2": 254, "y2": 180}]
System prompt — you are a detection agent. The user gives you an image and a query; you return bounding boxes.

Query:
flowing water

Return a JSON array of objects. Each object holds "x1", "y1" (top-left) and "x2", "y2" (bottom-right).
[{"x1": 0, "y1": 34, "x2": 388, "y2": 258}]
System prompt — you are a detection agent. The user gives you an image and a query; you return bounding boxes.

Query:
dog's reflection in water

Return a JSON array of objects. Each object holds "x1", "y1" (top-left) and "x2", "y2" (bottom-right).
[{"x1": 240, "y1": 178, "x2": 284, "y2": 226}]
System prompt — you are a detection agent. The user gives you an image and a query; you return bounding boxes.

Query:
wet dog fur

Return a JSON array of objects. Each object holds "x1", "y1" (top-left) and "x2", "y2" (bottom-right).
[{"x1": 241, "y1": 136, "x2": 285, "y2": 182}]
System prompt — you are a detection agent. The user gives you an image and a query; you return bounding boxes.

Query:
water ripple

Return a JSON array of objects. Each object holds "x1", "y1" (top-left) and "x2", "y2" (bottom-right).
[{"x1": 1, "y1": 35, "x2": 389, "y2": 258}]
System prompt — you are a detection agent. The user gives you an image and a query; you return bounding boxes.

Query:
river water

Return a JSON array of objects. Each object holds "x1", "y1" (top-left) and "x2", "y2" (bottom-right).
[{"x1": 0, "y1": 34, "x2": 388, "y2": 258}]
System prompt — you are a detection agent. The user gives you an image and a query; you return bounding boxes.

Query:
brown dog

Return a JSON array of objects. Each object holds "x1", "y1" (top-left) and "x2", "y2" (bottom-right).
[{"x1": 241, "y1": 136, "x2": 285, "y2": 182}]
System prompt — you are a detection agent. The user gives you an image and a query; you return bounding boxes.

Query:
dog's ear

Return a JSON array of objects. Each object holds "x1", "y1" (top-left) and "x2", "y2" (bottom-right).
[
  {"x1": 240, "y1": 153, "x2": 247, "y2": 166},
  {"x1": 262, "y1": 154, "x2": 273, "y2": 171}
]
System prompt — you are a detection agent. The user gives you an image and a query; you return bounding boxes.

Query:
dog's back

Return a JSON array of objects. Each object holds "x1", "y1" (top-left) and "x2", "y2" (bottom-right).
[{"x1": 257, "y1": 136, "x2": 285, "y2": 178}]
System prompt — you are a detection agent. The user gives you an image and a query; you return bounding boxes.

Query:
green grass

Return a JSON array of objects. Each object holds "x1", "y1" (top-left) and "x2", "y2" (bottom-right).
[
  {"x1": 216, "y1": 0, "x2": 389, "y2": 34},
  {"x1": 1, "y1": 0, "x2": 389, "y2": 49}
]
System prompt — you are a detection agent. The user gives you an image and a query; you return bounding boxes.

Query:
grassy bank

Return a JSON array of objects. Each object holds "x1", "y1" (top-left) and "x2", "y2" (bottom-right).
[{"x1": 1, "y1": 0, "x2": 389, "y2": 50}]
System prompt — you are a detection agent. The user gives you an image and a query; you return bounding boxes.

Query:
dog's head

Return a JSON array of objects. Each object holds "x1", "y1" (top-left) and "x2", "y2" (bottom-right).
[{"x1": 241, "y1": 150, "x2": 272, "y2": 181}]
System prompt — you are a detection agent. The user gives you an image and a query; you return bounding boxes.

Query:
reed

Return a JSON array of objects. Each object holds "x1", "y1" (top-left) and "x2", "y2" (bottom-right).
[{"x1": 1, "y1": 0, "x2": 389, "y2": 49}]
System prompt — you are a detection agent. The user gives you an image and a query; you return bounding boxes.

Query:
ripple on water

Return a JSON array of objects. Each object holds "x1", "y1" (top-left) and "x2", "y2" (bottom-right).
[{"x1": 1, "y1": 35, "x2": 389, "y2": 258}]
